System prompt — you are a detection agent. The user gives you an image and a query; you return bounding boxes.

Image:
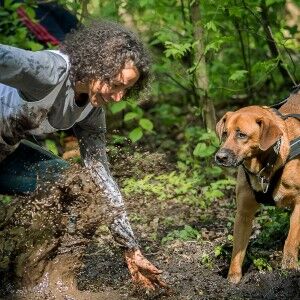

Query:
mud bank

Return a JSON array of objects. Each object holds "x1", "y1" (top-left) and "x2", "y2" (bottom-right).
[
  {"x1": 1, "y1": 151, "x2": 300, "y2": 299},
  {"x1": 0, "y1": 165, "x2": 111, "y2": 299}
]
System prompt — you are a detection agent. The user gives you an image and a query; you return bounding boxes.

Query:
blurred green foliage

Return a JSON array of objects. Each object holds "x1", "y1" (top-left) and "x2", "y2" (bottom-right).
[{"x1": 0, "y1": 0, "x2": 43, "y2": 50}]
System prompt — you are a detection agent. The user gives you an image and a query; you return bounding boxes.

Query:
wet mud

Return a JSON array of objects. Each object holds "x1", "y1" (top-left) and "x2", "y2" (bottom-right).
[
  {"x1": 0, "y1": 151, "x2": 300, "y2": 299},
  {"x1": 0, "y1": 165, "x2": 111, "y2": 299}
]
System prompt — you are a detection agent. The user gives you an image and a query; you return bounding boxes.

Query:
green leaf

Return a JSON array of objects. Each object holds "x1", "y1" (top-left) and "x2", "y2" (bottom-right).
[
  {"x1": 164, "y1": 41, "x2": 192, "y2": 59},
  {"x1": 229, "y1": 70, "x2": 248, "y2": 82},
  {"x1": 0, "y1": 11, "x2": 9, "y2": 16},
  {"x1": 45, "y1": 139, "x2": 58, "y2": 155},
  {"x1": 0, "y1": 195, "x2": 12, "y2": 204},
  {"x1": 228, "y1": 6, "x2": 243, "y2": 18},
  {"x1": 110, "y1": 101, "x2": 127, "y2": 114},
  {"x1": 24, "y1": 7, "x2": 36, "y2": 20},
  {"x1": 252, "y1": 59, "x2": 278, "y2": 75},
  {"x1": 204, "y1": 39, "x2": 225, "y2": 53},
  {"x1": 124, "y1": 112, "x2": 138, "y2": 122},
  {"x1": 214, "y1": 245, "x2": 223, "y2": 257},
  {"x1": 129, "y1": 127, "x2": 143, "y2": 143},
  {"x1": 26, "y1": 41, "x2": 44, "y2": 51},
  {"x1": 139, "y1": 118, "x2": 154, "y2": 131},
  {"x1": 205, "y1": 21, "x2": 217, "y2": 32},
  {"x1": 111, "y1": 134, "x2": 127, "y2": 144},
  {"x1": 193, "y1": 143, "x2": 216, "y2": 157}
]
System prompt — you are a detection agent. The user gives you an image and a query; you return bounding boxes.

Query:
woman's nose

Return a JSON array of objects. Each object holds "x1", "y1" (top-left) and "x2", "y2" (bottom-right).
[{"x1": 111, "y1": 90, "x2": 125, "y2": 102}]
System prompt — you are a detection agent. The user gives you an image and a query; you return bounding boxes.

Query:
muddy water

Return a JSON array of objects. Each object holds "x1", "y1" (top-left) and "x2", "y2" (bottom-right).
[{"x1": 0, "y1": 165, "x2": 117, "y2": 299}]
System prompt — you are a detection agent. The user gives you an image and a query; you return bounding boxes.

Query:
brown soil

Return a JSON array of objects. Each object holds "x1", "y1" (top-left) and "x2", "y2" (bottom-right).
[{"x1": 1, "y1": 150, "x2": 300, "y2": 300}]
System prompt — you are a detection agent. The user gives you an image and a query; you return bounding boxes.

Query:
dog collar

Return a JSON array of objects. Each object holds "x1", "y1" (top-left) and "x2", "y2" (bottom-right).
[{"x1": 242, "y1": 138, "x2": 281, "y2": 193}]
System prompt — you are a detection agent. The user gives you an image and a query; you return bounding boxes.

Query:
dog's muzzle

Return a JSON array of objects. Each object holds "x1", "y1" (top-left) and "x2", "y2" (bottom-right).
[{"x1": 215, "y1": 148, "x2": 241, "y2": 167}]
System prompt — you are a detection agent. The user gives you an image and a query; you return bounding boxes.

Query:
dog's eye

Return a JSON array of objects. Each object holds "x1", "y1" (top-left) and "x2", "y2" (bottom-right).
[
  {"x1": 222, "y1": 131, "x2": 227, "y2": 140},
  {"x1": 236, "y1": 131, "x2": 247, "y2": 139}
]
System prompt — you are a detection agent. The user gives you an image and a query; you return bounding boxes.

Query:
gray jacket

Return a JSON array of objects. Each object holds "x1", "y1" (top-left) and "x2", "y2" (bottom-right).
[{"x1": 0, "y1": 44, "x2": 138, "y2": 249}]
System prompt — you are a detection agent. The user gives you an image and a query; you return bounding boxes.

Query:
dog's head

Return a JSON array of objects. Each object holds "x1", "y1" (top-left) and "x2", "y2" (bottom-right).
[{"x1": 215, "y1": 106, "x2": 283, "y2": 167}]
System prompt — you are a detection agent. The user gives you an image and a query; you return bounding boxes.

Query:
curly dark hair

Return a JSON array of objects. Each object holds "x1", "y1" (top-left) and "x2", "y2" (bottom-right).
[{"x1": 60, "y1": 20, "x2": 151, "y2": 96}]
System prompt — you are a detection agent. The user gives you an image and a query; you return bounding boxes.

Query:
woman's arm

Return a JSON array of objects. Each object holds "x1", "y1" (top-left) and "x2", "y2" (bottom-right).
[
  {"x1": 73, "y1": 108, "x2": 167, "y2": 290},
  {"x1": 0, "y1": 44, "x2": 67, "y2": 100},
  {"x1": 73, "y1": 111, "x2": 139, "y2": 249}
]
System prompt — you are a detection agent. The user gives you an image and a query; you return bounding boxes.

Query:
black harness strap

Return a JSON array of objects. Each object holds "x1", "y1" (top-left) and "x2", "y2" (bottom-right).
[
  {"x1": 272, "y1": 108, "x2": 300, "y2": 121},
  {"x1": 270, "y1": 98, "x2": 288, "y2": 109},
  {"x1": 270, "y1": 84, "x2": 300, "y2": 109},
  {"x1": 288, "y1": 137, "x2": 300, "y2": 161}
]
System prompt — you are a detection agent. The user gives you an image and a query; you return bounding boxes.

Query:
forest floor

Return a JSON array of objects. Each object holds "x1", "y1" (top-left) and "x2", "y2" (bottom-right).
[
  {"x1": 77, "y1": 149, "x2": 300, "y2": 300},
  {"x1": 1, "y1": 148, "x2": 300, "y2": 300}
]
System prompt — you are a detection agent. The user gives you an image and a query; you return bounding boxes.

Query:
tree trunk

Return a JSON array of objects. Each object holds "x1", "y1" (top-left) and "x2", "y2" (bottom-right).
[{"x1": 190, "y1": 1, "x2": 216, "y2": 131}]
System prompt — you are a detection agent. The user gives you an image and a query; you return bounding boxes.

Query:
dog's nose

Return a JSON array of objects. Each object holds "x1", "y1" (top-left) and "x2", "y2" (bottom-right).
[{"x1": 215, "y1": 149, "x2": 229, "y2": 165}]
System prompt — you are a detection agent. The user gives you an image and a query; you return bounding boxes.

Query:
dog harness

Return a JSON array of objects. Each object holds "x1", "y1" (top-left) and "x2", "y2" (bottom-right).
[{"x1": 243, "y1": 98, "x2": 300, "y2": 206}]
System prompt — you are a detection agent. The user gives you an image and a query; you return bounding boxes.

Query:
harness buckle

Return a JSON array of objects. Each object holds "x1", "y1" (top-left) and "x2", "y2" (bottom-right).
[{"x1": 260, "y1": 176, "x2": 270, "y2": 193}]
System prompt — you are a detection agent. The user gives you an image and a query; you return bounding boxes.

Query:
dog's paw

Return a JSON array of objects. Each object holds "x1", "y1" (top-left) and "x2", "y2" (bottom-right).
[
  {"x1": 281, "y1": 255, "x2": 299, "y2": 269},
  {"x1": 227, "y1": 272, "x2": 242, "y2": 284}
]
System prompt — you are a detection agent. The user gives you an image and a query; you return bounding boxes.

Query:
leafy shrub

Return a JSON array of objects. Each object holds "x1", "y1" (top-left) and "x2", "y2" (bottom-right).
[
  {"x1": 161, "y1": 225, "x2": 201, "y2": 244},
  {"x1": 0, "y1": 0, "x2": 44, "y2": 50},
  {"x1": 109, "y1": 99, "x2": 154, "y2": 143}
]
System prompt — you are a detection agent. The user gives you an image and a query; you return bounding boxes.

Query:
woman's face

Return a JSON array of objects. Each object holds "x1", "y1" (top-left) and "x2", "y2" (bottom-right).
[{"x1": 88, "y1": 62, "x2": 140, "y2": 107}]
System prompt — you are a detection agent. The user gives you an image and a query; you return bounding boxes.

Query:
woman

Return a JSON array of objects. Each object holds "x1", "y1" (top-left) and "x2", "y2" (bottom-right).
[{"x1": 0, "y1": 21, "x2": 165, "y2": 291}]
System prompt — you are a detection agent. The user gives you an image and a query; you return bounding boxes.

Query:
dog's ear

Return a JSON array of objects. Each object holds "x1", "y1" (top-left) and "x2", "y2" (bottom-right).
[
  {"x1": 216, "y1": 112, "x2": 233, "y2": 139},
  {"x1": 257, "y1": 117, "x2": 283, "y2": 151}
]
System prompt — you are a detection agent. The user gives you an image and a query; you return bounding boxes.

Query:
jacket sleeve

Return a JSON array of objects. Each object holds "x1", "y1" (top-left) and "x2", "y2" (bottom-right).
[
  {"x1": 73, "y1": 108, "x2": 139, "y2": 250},
  {"x1": 0, "y1": 44, "x2": 67, "y2": 101}
]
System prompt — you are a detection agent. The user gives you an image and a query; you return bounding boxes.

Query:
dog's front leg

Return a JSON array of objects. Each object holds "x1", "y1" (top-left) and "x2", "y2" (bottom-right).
[
  {"x1": 228, "y1": 172, "x2": 259, "y2": 284},
  {"x1": 282, "y1": 201, "x2": 300, "y2": 269}
]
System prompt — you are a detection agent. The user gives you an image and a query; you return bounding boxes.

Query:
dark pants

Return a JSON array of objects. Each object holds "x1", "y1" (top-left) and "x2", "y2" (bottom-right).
[
  {"x1": 35, "y1": 3, "x2": 78, "y2": 42},
  {"x1": 0, "y1": 140, "x2": 69, "y2": 194}
]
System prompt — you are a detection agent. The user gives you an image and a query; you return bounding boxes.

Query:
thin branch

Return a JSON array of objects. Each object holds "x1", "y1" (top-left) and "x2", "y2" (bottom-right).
[
  {"x1": 162, "y1": 72, "x2": 192, "y2": 93},
  {"x1": 232, "y1": 17, "x2": 252, "y2": 94},
  {"x1": 282, "y1": 44, "x2": 298, "y2": 85}
]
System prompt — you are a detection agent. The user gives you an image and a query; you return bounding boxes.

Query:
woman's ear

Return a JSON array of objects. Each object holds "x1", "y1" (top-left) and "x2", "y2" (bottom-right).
[{"x1": 256, "y1": 117, "x2": 283, "y2": 151}]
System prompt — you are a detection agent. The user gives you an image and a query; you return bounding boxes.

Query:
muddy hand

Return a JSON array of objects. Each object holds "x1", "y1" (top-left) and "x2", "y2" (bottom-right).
[{"x1": 125, "y1": 249, "x2": 167, "y2": 290}]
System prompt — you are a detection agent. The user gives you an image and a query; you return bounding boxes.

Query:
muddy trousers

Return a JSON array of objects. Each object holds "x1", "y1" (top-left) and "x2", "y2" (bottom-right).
[{"x1": 0, "y1": 140, "x2": 69, "y2": 194}]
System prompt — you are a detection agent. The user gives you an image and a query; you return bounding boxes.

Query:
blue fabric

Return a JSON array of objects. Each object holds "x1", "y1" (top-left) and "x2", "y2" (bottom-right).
[
  {"x1": 0, "y1": 140, "x2": 69, "y2": 194},
  {"x1": 35, "y1": 3, "x2": 78, "y2": 42}
]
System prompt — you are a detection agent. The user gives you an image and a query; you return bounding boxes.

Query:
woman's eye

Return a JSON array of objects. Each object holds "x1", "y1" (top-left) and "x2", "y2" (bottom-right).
[
  {"x1": 236, "y1": 131, "x2": 247, "y2": 139},
  {"x1": 112, "y1": 82, "x2": 122, "y2": 89}
]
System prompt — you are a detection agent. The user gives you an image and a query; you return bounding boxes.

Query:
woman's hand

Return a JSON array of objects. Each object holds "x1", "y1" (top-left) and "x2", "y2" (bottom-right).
[{"x1": 124, "y1": 249, "x2": 167, "y2": 290}]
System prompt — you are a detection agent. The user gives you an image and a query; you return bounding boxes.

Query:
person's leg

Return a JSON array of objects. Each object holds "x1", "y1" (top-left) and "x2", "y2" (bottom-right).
[
  {"x1": 34, "y1": 4, "x2": 66, "y2": 42},
  {"x1": 35, "y1": 3, "x2": 78, "y2": 42},
  {"x1": 0, "y1": 140, "x2": 69, "y2": 194}
]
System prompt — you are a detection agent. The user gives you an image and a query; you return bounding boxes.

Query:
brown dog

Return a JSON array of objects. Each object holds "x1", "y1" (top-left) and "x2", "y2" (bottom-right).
[{"x1": 215, "y1": 91, "x2": 300, "y2": 284}]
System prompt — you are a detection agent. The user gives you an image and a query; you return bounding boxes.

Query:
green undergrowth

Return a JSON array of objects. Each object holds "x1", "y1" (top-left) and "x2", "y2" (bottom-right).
[
  {"x1": 205, "y1": 206, "x2": 291, "y2": 272},
  {"x1": 161, "y1": 225, "x2": 201, "y2": 244},
  {"x1": 123, "y1": 171, "x2": 235, "y2": 207},
  {"x1": 122, "y1": 127, "x2": 236, "y2": 207}
]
